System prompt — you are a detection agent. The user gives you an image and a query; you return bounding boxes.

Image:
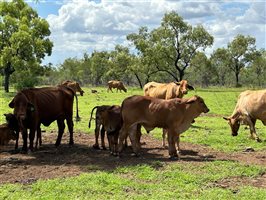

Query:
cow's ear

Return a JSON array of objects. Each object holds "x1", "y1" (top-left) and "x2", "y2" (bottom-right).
[
  {"x1": 185, "y1": 96, "x2": 197, "y2": 104},
  {"x1": 9, "y1": 99, "x2": 14, "y2": 108},
  {"x1": 188, "y1": 84, "x2": 194, "y2": 90},
  {"x1": 28, "y1": 103, "x2": 35, "y2": 112}
]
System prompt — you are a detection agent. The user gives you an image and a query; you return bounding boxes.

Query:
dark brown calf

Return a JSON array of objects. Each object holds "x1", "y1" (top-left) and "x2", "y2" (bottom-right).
[{"x1": 0, "y1": 123, "x2": 17, "y2": 145}]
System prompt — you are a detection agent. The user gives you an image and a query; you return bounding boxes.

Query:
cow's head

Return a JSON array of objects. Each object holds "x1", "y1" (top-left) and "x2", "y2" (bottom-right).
[
  {"x1": 186, "y1": 95, "x2": 209, "y2": 113},
  {"x1": 175, "y1": 80, "x2": 194, "y2": 97},
  {"x1": 75, "y1": 82, "x2": 85, "y2": 96},
  {"x1": 101, "y1": 106, "x2": 122, "y2": 132},
  {"x1": 223, "y1": 112, "x2": 241, "y2": 136},
  {"x1": 4, "y1": 113, "x2": 19, "y2": 132},
  {"x1": 9, "y1": 93, "x2": 35, "y2": 129}
]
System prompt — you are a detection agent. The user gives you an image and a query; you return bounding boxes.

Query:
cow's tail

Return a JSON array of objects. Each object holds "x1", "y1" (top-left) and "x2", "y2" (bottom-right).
[
  {"x1": 74, "y1": 94, "x2": 80, "y2": 122},
  {"x1": 88, "y1": 106, "x2": 99, "y2": 128}
]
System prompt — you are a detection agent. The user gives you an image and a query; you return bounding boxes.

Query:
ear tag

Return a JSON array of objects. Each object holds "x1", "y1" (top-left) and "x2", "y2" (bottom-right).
[{"x1": 31, "y1": 107, "x2": 35, "y2": 112}]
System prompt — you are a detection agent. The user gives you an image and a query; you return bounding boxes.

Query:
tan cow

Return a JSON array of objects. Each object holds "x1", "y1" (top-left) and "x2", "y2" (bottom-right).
[
  {"x1": 117, "y1": 95, "x2": 209, "y2": 159},
  {"x1": 143, "y1": 80, "x2": 194, "y2": 100},
  {"x1": 223, "y1": 90, "x2": 266, "y2": 142},
  {"x1": 144, "y1": 80, "x2": 194, "y2": 147},
  {"x1": 107, "y1": 80, "x2": 127, "y2": 93},
  {"x1": 61, "y1": 80, "x2": 84, "y2": 96},
  {"x1": 0, "y1": 123, "x2": 17, "y2": 145}
]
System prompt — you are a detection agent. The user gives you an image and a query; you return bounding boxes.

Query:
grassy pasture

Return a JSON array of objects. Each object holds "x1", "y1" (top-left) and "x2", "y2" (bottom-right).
[{"x1": 0, "y1": 86, "x2": 265, "y2": 199}]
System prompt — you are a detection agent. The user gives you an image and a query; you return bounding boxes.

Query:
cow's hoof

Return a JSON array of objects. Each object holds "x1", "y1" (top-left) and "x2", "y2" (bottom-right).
[
  {"x1": 93, "y1": 144, "x2": 100, "y2": 150},
  {"x1": 102, "y1": 147, "x2": 107, "y2": 150},
  {"x1": 256, "y1": 138, "x2": 262, "y2": 143},
  {"x1": 130, "y1": 153, "x2": 139, "y2": 157},
  {"x1": 169, "y1": 155, "x2": 179, "y2": 160}
]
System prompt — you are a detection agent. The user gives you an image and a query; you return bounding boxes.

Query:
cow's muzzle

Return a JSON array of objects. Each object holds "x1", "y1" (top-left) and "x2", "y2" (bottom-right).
[{"x1": 232, "y1": 132, "x2": 238, "y2": 136}]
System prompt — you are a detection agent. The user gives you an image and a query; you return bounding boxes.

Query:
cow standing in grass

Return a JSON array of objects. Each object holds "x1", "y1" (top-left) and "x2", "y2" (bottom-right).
[
  {"x1": 223, "y1": 90, "x2": 266, "y2": 142},
  {"x1": 144, "y1": 80, "x2": 194, "y2": 147},
  {"x1": 107, "y1": 80, "x2": 127, "y2": 93},
  {"x1": 117, "y1": 95, "x2": 209, "y2": 159},
  {"x1": 9, "y1": 86, "x2": 79, "y2": 152}
]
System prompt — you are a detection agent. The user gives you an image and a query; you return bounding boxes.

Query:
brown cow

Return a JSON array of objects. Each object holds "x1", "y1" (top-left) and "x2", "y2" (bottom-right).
[
  {"x1": 223, "y1": 90, "x2": 266, "y2": 142},
  {"x1": 88, "y1": 105, "x2": 125, "y2": 152},
  {"x1": 9, "y1": 86, "x2": 79, "y2": 152},
  {"x1": 61, "y1": 80, "x2": 84, "y2": 96},
  {"x1": 88, "y1": 105, "x2": 113, "y2": 150},
  {"x1": 117, "y1": 95, "x2": 209, "y2": 159},
  {"x1": 107, "y1": 80, "x2": 127, "y2": 93},
  {"x1": 99, "y1": 105, "x2": 123, "y2": 155},
  {"x1": 0, "y1": 123, "x2": 17, "y2": 145},
  {"x1": 144, "y1": 80, "x2": 194, "y2": 147}
]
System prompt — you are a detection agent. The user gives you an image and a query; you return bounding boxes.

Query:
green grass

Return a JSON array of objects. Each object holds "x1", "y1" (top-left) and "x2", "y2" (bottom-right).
[
  {"x1": 0, "y1": 161, "x2": 265, "y2": 199},
  {"x1": 0, "y1": 86, "x2": 266, "y2": 199}
]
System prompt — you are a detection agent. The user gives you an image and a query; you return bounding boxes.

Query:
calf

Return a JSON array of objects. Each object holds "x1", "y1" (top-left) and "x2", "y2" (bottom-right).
[
  {"x1": 118, "y1": 95, "x2": 209, "y2": 159},
  {"x1": 0, "y1": 123, "x2": 17, "y2": 145}
]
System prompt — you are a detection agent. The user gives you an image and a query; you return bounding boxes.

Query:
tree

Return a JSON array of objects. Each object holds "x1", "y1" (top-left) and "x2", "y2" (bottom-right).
[
  {"x1": 226, "y1": 34, "x2": 257, "y2": 87},
  {"x1": 0, "y1": 0, "x2": 53, "y2": 92},
  {"x1": 127, "y1": 11, "x2": 214, "y2": 82}
]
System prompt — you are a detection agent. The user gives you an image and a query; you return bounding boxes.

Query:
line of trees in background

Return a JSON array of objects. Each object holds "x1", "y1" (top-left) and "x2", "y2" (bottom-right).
[{"x1": 1, "y1": 0, "x2": 265, "y2": 92}]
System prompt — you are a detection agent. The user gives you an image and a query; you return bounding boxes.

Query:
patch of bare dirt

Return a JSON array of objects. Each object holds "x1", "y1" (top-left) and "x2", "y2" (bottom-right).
[{"x1": 0, "y1": 132, "x2": 265, "y2": 186}]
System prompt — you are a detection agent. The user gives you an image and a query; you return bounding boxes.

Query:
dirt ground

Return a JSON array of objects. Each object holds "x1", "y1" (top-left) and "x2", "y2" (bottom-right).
[{"x1": 0, "y1": 132, "x2": 265, "y2": 189}]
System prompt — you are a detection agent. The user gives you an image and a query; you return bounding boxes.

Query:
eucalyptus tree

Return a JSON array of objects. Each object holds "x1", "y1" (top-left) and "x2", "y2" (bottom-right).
[
  {"x1": 226, "y1": 34, "x2": 257, "y2": 87},
  {"x1": 0, "y1": 0, "x2": 53, "y2": 92},
  {"x1": 127, "y1": 11, "x2": 213, "y2": 82}
]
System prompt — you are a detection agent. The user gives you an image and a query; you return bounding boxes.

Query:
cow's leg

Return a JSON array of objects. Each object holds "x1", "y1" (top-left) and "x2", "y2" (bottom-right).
[
  {"x1": 167, "y1": 130, "x2": 178, "y2": 159},
  {"x1": 15, "y1": 130, "x2": 19, "y2": 150},
  {"x1": 35, "y1": 125, "x2": 41, "y2": 149},
  {"x1": 107, "y1": 133, "x2": 113, "y2": 154},
  {"x1": 118, "y1": 125, "x2": 129, "y2": 154},
  {"x1": 55, "y1": 119, "x2": 65, "y2": 146},
  {"x1": 162, "y1": 129, "x2": 167, "y2": 148},
  {"x1": 176, "y1": 133, "x2": 181, "y2": 154},
  {"x1": 129, "y1": 125, "x2": 140, "y2": 156},
  {"x1": 29, "y1": 128, "x2": 36, "y2": 152},
  {"x1": 93, "y1": 122, "x2": 101, "y2": 149},
  {"x1": 66, "y1": 117, "x2": 74, "y2": 145},
  {"x1": 136, "y1": 124, "x2": 142, "y2": 147},
  {"x1": 100, "y1": 125, "x2": 106, "y2": 150},
  {"x1": 113, "y1": 131, "x2": 119, "y2": 156},
  {"x1": 247, "y1": 118, "x2": 261, "y2": 142},
  {"x1": 21, "y1": 129, "x2": 28, "y2": 152}
]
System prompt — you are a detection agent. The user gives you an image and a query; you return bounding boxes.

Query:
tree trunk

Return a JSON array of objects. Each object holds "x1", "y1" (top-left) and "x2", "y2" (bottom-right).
[
  {"x1": 4, "y1": 73, "x2": 10, "y2": 93},
  {"x1": 134, "y1": 73, "x2": 143, "y2": 89},
  {"x1": 179, "y1": 70, "x2": 184, "y2": 81},
  {"x1": 235, "y1": 72, "x2": 240, "y2": 87}
]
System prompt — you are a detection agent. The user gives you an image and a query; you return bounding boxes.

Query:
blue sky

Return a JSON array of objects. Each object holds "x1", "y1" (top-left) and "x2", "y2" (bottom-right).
[{"x1": 26, "y1": 0, "x2": 266, "y2": 65}]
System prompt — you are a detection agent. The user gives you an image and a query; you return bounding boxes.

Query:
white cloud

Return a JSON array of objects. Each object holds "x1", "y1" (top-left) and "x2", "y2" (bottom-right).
[{"x1": 44, "y1": 0, "x2": 266, "y2": 64}]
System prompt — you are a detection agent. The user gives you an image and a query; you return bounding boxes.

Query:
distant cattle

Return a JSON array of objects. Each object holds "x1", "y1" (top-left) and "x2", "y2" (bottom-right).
[
  {"x1": 144, "y1": 80, "x2": 194, "y2": 147},
  {"x1": 107, "y1": 80, "x2": 127, "y2": 93},
  {"x1": 88, "y1": 105, "x2": 124, "y2": 154},
  {"x1": 9, "y1": 86, "x2": 79, "y2": 152},
  {"x1": 0, "y1": 123, "x2": 17, "y2": 145},
  {"x1": 223, "y1": 90, "x2": 266, "y2": 142},
  {"x1": 61, "y1": 80, "x2": 84, "y2": 96},
  {"x1": 117, "y1": 95, "x2": 209, "y2": 159}
]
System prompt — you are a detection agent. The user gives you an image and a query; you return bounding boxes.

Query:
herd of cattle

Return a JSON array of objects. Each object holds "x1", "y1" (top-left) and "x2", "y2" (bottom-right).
[{"x1": 0, "y1": 79, "x2": 264, "y2": 159}]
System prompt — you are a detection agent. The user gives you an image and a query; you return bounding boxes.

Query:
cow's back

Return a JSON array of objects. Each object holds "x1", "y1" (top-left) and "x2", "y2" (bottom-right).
[
  {"x1": 23, "y1": 87, "x2": 75, "y2": 125},
  {"x1": 236, "y1": 90, "x2": 266, "y2": 120}
]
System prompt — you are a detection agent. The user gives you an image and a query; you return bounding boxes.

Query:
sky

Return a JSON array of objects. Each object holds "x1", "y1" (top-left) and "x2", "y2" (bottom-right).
[{"x1": 26, "y1": 0, "x2": 266, "y2": 65}]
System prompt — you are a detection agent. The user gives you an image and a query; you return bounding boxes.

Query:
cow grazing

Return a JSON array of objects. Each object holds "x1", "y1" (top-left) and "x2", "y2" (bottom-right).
[
  {"x1": 61, "y1": 80, "x2": 85, "y2": 96},
  {"x1": 117, "y1": 95, "x2": 209, "y2": 159},
  {"x1": 143, "y1": 80, "x2": 194, "y2": 100},
  {"x1": 9, "y1": 86, "x2": 79, "y2": 152},
  {"x1": 143, "y1": 80, "x2": 194, "y2": 147},
  {"x1": 107, "y1": 80, "x2": 127, "y2": 93},
  {"x1": 0, "y1": 123, "x2": 17, "y2": 145},
  {"x1": 99, "y1": 105, "x2": 123, "y2": 155},
  {"x1": 223, "y1": 90, "x2": 266, "y2": 142}
]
